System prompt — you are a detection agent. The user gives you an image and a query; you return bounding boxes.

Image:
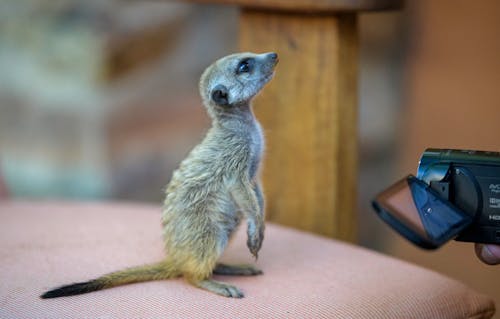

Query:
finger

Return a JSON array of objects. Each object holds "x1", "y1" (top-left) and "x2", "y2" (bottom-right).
[{"x1": 475, "y1": 244, "x2": 500, "y2": 265}]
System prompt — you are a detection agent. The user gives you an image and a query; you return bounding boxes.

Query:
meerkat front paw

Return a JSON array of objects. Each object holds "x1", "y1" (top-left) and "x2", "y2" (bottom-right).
[
  {"x1": 247, "y1": 233, "x2": 262, "y2": 258},
  {"x1": 247, "y1": 222, "x2": 264, "y2": 259}
]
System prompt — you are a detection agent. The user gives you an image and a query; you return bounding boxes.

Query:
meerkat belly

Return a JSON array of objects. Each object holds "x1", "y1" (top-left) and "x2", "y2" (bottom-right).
[
  {"x1": 248, "y1": 121, "x2": 264, "y2": 179},
  {"x1": 162, "y1": 172, "x2": 240, "y2": 233}
]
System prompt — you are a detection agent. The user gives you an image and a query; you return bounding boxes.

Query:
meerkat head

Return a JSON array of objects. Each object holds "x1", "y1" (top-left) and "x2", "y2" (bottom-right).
[{"x1": 199, "y1": 52, "x2": 278, "y2": 117}]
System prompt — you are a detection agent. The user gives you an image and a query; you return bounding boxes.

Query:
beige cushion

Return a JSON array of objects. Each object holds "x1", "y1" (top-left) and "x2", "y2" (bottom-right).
[{"x1": 0, "y1": 201, "x2": 495, "y2": 318}]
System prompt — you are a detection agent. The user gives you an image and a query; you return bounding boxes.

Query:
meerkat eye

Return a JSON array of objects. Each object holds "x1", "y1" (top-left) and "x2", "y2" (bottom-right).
[{"x1": 236, "y1": 58, "x2": 254, "y2": 74}]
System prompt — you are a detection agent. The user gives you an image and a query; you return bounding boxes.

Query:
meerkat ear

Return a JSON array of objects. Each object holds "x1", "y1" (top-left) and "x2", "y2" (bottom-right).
[{"x1": 211, "y1": 84, "x2": 229, "y2": 106}]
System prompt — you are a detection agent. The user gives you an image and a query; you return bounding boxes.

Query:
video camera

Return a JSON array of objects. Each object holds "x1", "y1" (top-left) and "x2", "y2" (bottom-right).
[{"x1": 372, "y1": 149, "x2": 500, "y2": 249}]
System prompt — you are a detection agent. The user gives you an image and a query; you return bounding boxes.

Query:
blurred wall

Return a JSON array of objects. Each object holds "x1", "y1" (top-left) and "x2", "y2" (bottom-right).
[
  {"x1": 400, "y1": 0, "x2": 500, "y2": 169},
  {"x1": 0, "y1": 1, "x2": 237, "y2": 200}
]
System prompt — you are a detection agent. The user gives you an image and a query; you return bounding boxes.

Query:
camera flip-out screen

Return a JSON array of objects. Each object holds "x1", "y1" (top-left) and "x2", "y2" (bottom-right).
[{"x1": 373, "y1": 175, "x2": 473, "y2": 249}]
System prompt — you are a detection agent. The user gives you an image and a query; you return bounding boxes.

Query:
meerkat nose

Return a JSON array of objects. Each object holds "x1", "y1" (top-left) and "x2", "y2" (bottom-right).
[{"x1": 266, "y1": 53, "x2": 279, "y2": 68}]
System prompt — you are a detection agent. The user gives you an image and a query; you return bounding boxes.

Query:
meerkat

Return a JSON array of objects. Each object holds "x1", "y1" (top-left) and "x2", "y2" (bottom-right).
[{"x1": 41, "y1": 52, "x2": 278, "y2": 299}]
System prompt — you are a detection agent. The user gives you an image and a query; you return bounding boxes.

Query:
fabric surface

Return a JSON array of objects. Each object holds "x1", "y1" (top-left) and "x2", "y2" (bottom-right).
[{"x1": 0, "y1": 201, "x2": 495, "y2": 319}]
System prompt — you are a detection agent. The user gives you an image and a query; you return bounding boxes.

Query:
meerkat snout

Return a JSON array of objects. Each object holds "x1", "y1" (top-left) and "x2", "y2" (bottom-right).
[
  {"x1": 268, "y1": 52, "x2": 278, "y2": 60},
  {"x1": 261, "y1": 52, "x2": 279, "y2": 74},
  {"x1": 200, "y1": 52, "x2": 278, "y2": 113}
]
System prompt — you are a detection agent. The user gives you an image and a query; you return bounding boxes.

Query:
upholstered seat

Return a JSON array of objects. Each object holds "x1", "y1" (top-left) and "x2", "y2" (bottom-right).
[{"x1": 0, "y1": 201, "x2": 495, "y2": 318}]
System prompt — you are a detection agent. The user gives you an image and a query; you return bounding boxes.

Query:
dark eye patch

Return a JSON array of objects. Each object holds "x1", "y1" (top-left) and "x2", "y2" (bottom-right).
[{"x1": 236, "y1": 58, "x2": 254, "y2": 74}]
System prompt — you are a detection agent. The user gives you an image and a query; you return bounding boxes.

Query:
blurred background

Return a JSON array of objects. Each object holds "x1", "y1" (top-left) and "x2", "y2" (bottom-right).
[{"x1": 0, "y1": 0, "x2": 498, "y2": 315}]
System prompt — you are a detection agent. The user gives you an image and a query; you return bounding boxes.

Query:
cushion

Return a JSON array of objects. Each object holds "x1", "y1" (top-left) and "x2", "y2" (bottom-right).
[{"x1": 0, "y1": 201, "x2": 495, "y2": 318}]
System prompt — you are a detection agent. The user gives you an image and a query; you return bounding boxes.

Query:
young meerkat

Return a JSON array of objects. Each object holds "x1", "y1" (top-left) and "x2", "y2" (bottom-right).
[{"x1": 41, "y1": 52, "x2": 278, "y2": 299}]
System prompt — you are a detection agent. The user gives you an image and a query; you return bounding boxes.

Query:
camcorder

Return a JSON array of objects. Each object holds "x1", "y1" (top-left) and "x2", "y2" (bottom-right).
[{"x1": 372, "y1": 148, "x2": 500, "y2": 249}]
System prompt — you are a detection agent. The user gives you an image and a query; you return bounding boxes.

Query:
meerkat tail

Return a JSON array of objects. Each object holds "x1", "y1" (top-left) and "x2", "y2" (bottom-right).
[{"x1": 40, "y1": 260, "x2": 177, "y2": 298}]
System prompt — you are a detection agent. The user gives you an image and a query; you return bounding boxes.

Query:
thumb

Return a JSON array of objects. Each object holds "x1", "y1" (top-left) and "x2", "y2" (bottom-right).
[{"x1": 475, "y1": 244, "x2": 500, "y2": 265}]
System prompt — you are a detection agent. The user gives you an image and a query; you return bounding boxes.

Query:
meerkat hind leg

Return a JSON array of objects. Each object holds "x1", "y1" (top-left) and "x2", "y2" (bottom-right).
[
  {"x1": 189, "y1": 278, "x2": 244, "y2": 298},
  {"x1": 213, "y1": 263, "x2": 263, "y2": 276}
]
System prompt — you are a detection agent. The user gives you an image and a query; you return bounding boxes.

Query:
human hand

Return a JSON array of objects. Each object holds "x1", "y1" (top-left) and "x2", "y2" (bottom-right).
[{"x1": 474, "y1": 244, "x2": 500, "y2": 265}]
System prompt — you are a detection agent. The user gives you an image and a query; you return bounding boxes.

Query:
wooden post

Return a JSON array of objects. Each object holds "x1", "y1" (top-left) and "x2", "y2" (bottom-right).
[
  {"x1": 239, "y1": 11, "x2": 358, "y2": 241},
  {"x1": 178, "y1": 0, "x2": 401, "y2": 241}
]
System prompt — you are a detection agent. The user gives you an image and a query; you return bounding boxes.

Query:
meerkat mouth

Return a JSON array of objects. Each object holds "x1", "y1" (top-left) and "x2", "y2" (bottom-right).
[
  {"x1": 263, "y1": 71, "x2": 276, "y2": 83},
  {"x1": 266, "y1": 58, "x2": 278, "y2": 82}
]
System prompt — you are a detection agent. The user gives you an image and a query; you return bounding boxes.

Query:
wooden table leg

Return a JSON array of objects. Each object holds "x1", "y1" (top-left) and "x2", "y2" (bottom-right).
[{"x1": 239, "y1": 9, "x2": 358, "y2": 241}]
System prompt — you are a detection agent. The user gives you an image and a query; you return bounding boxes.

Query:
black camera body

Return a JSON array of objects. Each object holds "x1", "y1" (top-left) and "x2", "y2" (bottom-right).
[
  {"x1": 373, "y1": 149, "x2": 500, "y2": 249},
  {"x1": 418, "y1": 149, "x2": 500, "y2": 244}
]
